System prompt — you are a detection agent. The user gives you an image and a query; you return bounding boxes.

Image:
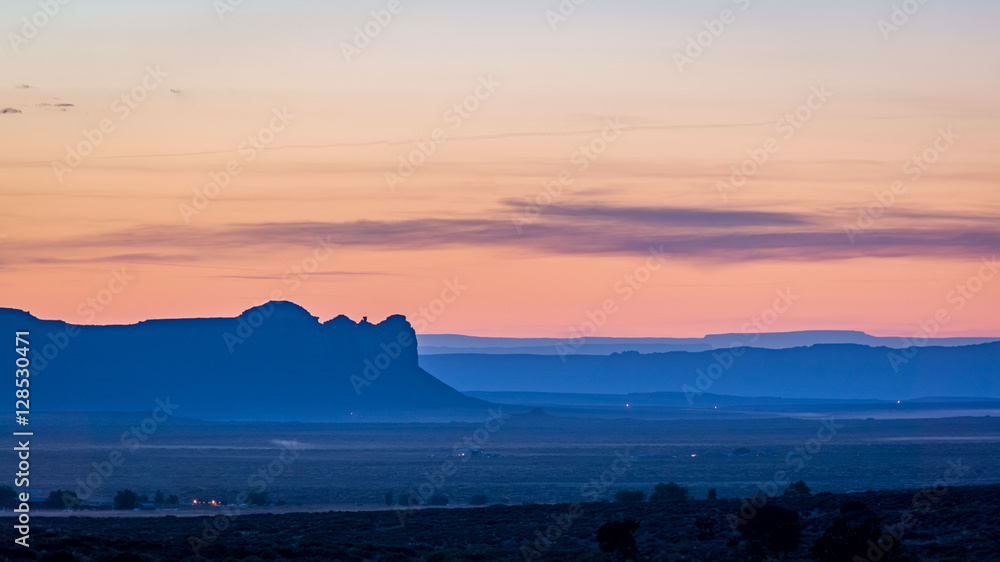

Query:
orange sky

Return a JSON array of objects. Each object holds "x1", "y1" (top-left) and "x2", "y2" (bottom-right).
[{"x1": 1, "y1": 0, "x2": 998, "y2": 337}]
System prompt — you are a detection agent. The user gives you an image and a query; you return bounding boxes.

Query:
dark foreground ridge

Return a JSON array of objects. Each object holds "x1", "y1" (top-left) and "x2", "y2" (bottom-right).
[
  {"x1": 7, "y1": 484, "x2": 999, "y2": 561},
  {"x1": 0, "y1": 302, "x2": 490, "y2": 421}
]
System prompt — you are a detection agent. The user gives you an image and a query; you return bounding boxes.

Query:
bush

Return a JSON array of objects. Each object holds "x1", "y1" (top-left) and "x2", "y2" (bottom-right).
[
  {"x1": 597, "y1": 518, "x2": 640, "y2": 561},
  {"x1": 247, "y1": 491, "x2": 269, "y2": 506},
  {"x1": 707, "y1": 488, "x2": 717, "y2": 501},
  {"x1": 737, "y1": 504, "x2": 801, "y2": 556},
  {"x1": 397, "y1": 491, "x2": 421, "y2": 507},
  {"x1": 813, "y1": 516, "x2": 905, "y2": 562},
  {"x1": 468, "y1": 493, "x2": 489, "y2": 506},
  {"x1": 42, "y1": 490, "x2": 80, "y2": 510},
  {"x1": 154, "y1": 490, "x2": 165, "y2": 504},
  {"x1": 426, "y1": 494, "x2": 449, "y2": 506},
  {"x1": 42, "y1": 490, "x2": 83, "y2": 509},
  {"x1": 167, "y1": 494, "x2": 179, "y2": 505},
  {"x1": 0, "y1": 485, "x2": 17, "y2": 504},
  {"x1": 650, "y1": 482, "x2": 689, "y2": 502},
  {"x1": 113, "y1": 489, "x2": 138, "y2": 510},
  {"x1": 784, "y1": 480, "x2": 811, "y2": 497},
  {"x1": 614, "y1": 489, "x2": 646, "y2": 503}
]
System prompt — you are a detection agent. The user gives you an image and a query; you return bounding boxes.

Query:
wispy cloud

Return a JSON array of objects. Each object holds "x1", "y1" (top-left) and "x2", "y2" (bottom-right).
[{"x1": 7, "y1": 202, "x2": 997, "y2": 265}]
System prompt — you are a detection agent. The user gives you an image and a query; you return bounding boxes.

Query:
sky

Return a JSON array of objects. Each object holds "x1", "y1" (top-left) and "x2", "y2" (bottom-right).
[{"x1": 1, "y1": 0, "x2": 998, "y2": 338}]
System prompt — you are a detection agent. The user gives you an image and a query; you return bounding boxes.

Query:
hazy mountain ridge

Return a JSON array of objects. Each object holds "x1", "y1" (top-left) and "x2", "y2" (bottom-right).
[
  {"x1": 421, "y1": 342, "x2": 1000, "y2": 400},
  {"x1": 418, "y1": 330, "x2": 1000, "y2": 355}
]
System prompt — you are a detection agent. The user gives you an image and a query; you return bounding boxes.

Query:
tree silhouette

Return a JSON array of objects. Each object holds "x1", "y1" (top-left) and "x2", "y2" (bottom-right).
[
  {"x1": 427, "y1": 493, "x2": 449, "y2": 506},
  {"x1": 737, "y1": 504, "x2": 801, "y2": 557},
  {"x1": 597, "y1": 518, "x2": 640, "y2": 561},
  {"x1": 614, "y1": 489, "x2": 647, "y2": 503},
  {"x1": 813, "y1": 515, "x2": 905, "y2": 562},
  {"x1": 113, "y1": 489, "x2": 139, "y2": 510},
  {"x1": 0, "y1": 485, "x2": 16, "y2": 504},
  {"x1": 43, "y1": 489, "x2": 80, "y2": 510},
  {"x1": 783, "y1": 480, "x2": 811, "y2": 497},
  {"x1": 650, "y1": 482, "x2": 689, "y2": 502}
]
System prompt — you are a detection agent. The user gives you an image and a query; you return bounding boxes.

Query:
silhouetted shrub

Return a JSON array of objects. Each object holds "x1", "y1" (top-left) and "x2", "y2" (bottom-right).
[
  {"x1": 247, "y1": 491, "x2": 269, "y2": 506},
  {"x1": 427, "y1": 494, "x2": 449, "y2": 506},
  {"x1": 813, "y1": 516, "x2": 905, "y2": 562},
  {"x1": 707, "y1": 488, "x2": 717, "y2": 500},
  {"x1": 42, "y1": 490, "x2": 80, "y2": 510},
  {"x1": 167, "y1": 494, "x2": 179, "y2": 505},
  {"x1": 614, "y1": 489, "x2": 646, "y2": 503},
  {"x1": 596, "y1": 518, "x2": 640, "y2": 562},
  {"x1": 113, "y1": 489, "x2": 138, "y2": 510},
  {"x1": 0, "y1": 484, "x2": 15, "y2": 504},
  {"x1": 468, "y1": 493, "x2": 489, "y2": 506},
  {"x1": 398, "y1": 491, "x2": 421, "y2": 507},
  {"x1": 650, "y1": 482, "x2": 689, "y2": 502},
  {"x1": 784, "y1": 480, "x2": 811, "y2": 497},
  {"x1": 737, "y1": 504, "x2": 801, "y2": 556},
  {"x1": 154, "y1": 490, "x2": 165, "y2": 504}
]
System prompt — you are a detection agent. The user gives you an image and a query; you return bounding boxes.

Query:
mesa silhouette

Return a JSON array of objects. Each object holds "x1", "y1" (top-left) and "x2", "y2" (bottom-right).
[{"x1": 2, "y1": 301, "x2": 489, "y2": 422}]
